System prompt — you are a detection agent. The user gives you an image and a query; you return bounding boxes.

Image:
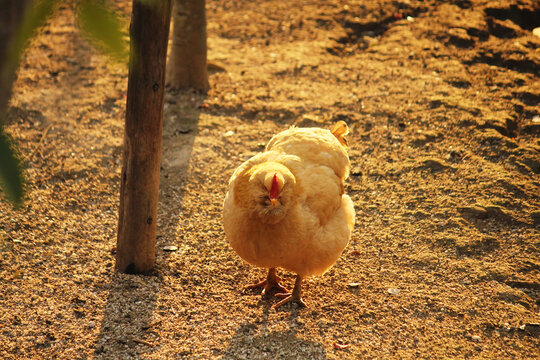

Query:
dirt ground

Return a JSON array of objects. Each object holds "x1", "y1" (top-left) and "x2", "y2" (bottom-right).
[{"x1": 1, "y1": 0, "x2": 539, "y2": 358}]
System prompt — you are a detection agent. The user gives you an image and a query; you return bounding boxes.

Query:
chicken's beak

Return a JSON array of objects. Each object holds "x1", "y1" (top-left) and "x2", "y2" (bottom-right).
[{"x1": 270, "y1": 198, "x2": 278, "y2": 206}]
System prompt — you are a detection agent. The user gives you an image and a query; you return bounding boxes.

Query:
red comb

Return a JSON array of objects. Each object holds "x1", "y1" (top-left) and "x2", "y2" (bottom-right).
[{"x1": 269, "y1": 173, "x2": 279, "y2": 199}]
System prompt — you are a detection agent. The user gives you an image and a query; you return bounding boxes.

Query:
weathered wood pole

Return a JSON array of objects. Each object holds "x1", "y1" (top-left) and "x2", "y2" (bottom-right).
[
  {"x1": 116, "y1": 0, "x2": 172, "y2": 273},
  {"x1": 166, "y1": 0, "x2": 209, "y2": 92}
]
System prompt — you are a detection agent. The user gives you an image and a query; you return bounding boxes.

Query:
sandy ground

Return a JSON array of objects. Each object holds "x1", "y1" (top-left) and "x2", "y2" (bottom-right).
[{"x1": 1, "y1": 0, "x2": 539, "y2": 359}]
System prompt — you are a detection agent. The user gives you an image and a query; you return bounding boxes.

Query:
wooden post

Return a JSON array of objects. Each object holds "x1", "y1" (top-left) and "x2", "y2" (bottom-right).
[
  {"x1": 116, "y1": 0, "x2": 172, "y2": 273},
  {"x1": 166, "y1": 0, "x2": 209, "y2": 92}
]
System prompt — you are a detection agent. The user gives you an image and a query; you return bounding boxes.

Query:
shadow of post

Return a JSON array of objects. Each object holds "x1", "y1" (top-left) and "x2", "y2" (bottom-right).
[
  {"x1": 94, "y1": 272, "x2": 161, "y2": 358},
  {"x1": 221, "y1": 303, "x2": 327, "y2": 359},
  {"x1": 94, "y1": 90, "x2": 202, "y2": 358},
  {"x1": 155, "y1": 89, "x2": 204, "y2": 272}
]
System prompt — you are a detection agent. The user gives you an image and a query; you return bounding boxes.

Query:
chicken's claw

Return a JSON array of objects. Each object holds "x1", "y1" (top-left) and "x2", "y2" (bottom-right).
[
  {"x1": 272, "y1": 293, "x2": 307, "y2": 309},
  {"x1": 245, "y1": 268, "x2": 289, "y2": 296},
  {"x1": 272, "y1": 275, "x2": 306, "y2": 309}
]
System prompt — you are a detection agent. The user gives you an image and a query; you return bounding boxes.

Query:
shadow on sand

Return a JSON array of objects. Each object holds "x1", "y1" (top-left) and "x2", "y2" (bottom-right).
[{"x1": 222, "y1": 302, "x2": 327, "y2": 359}]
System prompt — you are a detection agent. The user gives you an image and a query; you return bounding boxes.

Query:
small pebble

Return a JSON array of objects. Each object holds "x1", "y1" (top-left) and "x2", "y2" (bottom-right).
[
  {"x1": 333, "y1": 342, "x2": 350, "y2": 350},
  {"x1": 388, "y1": 288, "x2": 400, "y2": 295}
]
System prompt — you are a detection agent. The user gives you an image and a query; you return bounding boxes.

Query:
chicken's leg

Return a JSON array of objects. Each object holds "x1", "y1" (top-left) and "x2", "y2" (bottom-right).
[
  {"x1": 245, "y1": 268, "x2": 289, "y2": 295},
  {"x1": 272, "y1": 275, "x2": 307, "y2": 309}
]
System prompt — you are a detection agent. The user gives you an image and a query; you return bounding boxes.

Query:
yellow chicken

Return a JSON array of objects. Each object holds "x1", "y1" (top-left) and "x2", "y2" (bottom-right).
[{"x1": 223, "y1": 121, "x2": 355, "y2": 308}]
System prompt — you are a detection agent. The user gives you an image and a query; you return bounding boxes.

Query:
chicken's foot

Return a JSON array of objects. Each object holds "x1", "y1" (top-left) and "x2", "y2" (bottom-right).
[
  {"x1": 245, "y1": 268, "x2": 289, "y2": 296},
  {"x1": 272, "y1": 275, "x2": 307, "y2": 309}
]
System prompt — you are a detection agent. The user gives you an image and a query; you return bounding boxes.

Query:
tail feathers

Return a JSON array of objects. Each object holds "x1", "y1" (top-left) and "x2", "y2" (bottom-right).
[{"x1": 331, "y1": 121, "x2": 349, "y2": 146}]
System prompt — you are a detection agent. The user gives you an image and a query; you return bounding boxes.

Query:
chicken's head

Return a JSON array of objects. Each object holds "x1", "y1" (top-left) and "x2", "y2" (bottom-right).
[{"x1": 245, "y1": 163, "x2": 296, "y2": 224}]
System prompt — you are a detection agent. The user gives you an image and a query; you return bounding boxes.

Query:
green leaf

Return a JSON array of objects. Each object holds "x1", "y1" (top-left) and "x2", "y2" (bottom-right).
[
  {"x1": 0, "y1": 128, "x2": 24, "y2": 208},
  {"x1": 77, "y1": 0, "x2": 128, "y2": 63},
  {"x1": 8, "y1": 0, "x2": 58, "y2": 71}
]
